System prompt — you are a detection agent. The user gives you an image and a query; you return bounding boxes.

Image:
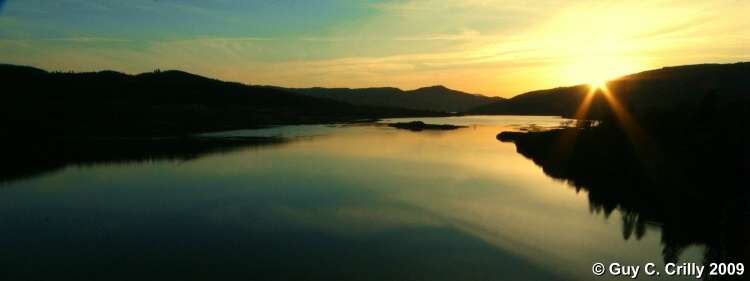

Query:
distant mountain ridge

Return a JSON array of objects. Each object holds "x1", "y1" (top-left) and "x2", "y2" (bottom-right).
[
  {"x1": 469, "y1": 62, "x2": 750, "y2": 118},
  {"x1": 271, "y1": 85, "x2": 505, "y2": 113},
  {"x1": 4, "y1": 61, "x2": 747, "y2": 138},
  {"x1": 0, "y1": 64, "x2": 447, "y2": 137}
]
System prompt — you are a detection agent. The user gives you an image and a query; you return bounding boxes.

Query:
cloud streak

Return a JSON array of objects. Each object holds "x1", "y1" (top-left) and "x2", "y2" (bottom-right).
[{"x1": 1, "y1": 0, "x2": 747, "y2": 97}]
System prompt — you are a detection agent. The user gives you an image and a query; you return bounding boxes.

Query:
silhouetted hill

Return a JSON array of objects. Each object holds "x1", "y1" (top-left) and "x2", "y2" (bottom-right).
[
  {"x1": 469, "y1": 62, "x2": 750, "y2": 117},
  {"x1": 0, "y1": 64, "x2": 447, "y2": 138},
  {"x1": 470, "y1": 85, "x2": 599, "y2": 117},
  {"x1": 273, "y1": 85, "x2": 504, "y2": 113}
]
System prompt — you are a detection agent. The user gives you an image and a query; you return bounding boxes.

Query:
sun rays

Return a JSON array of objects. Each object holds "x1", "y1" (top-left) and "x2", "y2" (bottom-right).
[
  {"x1": 548, "y1": 80, "x2": 669, "y2": 185},
  {"x1": 545, "y1": 84, "x2": 601, "y2": 168}
]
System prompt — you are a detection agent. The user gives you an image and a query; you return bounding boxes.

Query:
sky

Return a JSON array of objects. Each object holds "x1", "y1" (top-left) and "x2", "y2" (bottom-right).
[{"x1": 0, "y1": 0, "x2": 748, "y2": 97}]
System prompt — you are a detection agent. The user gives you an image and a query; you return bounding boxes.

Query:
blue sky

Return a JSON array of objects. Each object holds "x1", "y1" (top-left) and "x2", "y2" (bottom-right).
[{"x1": 1, "y1": 0, "x2": 748, "y2": 97}]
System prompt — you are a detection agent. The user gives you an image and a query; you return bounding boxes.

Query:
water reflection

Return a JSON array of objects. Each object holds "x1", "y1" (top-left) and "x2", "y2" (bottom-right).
[
  {"x1": 498, "y1": 129, "x2": 748, "y2": 280},
  {"x1": 0, "y1": 136, "x2": 285, "y2": 184},
  {"x1": 1, "y1": 116, "x2": 712, "y2": 280}
]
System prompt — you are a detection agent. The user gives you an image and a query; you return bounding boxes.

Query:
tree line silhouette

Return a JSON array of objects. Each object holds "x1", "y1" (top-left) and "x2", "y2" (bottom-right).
[
  {"x1": 0, "y1": 64, "x2": 448, "y2": 138},
  {"x1": 498, "y1": 89, "x2": 749, "y2": 279}
]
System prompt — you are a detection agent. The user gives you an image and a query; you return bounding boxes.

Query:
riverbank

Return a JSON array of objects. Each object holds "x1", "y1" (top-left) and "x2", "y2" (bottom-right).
[
  {"x1": 497, "y1": 96, "x2": 749, "y2": 271},
  {"x1": 0, "y1": 64, "x2": 450, "y2": 140}
]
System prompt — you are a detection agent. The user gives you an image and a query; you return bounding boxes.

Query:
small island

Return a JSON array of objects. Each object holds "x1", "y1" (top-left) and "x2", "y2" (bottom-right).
[{"x1": 387, "y1": 121, "x2": 466, "y2": 131}]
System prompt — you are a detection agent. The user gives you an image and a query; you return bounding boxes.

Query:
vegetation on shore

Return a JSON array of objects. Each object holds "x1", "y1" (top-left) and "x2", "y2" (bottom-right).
[
  {"x1": 498, "y1": 90, "x2": 749, "y2": 272},
  {"x1": 0, "y1": 64, "x2": 448, "y2": 139},
  {"x1": 0, "y1": 63, "x2": 457, "y2": 182}
]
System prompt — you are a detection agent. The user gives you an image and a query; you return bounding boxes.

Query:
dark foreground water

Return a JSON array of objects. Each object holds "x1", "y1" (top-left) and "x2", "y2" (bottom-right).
[{"x1": 1, "y1": 116, "x2": 707, "y2": 280}]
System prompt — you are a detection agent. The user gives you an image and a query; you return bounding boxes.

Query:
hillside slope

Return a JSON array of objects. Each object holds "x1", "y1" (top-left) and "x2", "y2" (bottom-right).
[
  {"x1": 470, "y1": 62, "x2": 750, "y2": 118},
  {"x1": 277, "y1": 85, "x2": 504, "y2": 113},
  {"x1": 0, "y1": 64, "x2": 446, "y2": 137}
]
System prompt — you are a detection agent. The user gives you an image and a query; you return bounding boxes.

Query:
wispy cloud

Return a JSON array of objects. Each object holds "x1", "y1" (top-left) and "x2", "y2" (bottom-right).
[
  {"x1": 164, "y1": 37, "x2": 274, "y2": 44},
  {"x1": 48, "y1": 37, "x2": 129, "y2": 42},
  {"x1": 1, "y1": 0, "x2": 747, "y2": 97},
  {"x1": 296, "y1": 36, "x2": 361, "y2": 42},
  {"x1": 0, "y1": 37, "x2": 129, "y2": 43},
  {"x1": 396, "y1": 28, "x2": 482, "y2": 41}
]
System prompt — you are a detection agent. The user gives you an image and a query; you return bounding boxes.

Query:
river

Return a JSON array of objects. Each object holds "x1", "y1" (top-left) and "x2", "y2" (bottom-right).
[{"x1": 0, "y1": 116, "x2": 704, "y2": 280}]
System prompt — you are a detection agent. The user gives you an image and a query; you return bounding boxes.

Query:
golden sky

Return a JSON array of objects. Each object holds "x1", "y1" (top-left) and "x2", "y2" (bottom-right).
[{"x1": 1, "y1": 0, "x2": 748, "y2": 97}]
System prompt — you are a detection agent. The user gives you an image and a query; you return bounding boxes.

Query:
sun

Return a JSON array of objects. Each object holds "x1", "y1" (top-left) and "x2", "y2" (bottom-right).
[
  {"x1": 578, "y1": 65, "x2": 617, "y2": 90},
  {"x1": 568, "y1": 59, "x2": 639, "y2": 90},
  {"x1": 588, "y1": 78, "x2": 608, "y2": 90}
]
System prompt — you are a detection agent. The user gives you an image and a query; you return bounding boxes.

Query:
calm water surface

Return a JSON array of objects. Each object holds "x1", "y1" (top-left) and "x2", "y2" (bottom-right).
[{"x1": 1, "y1": 116, "x2": 702, "y2": 280}]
